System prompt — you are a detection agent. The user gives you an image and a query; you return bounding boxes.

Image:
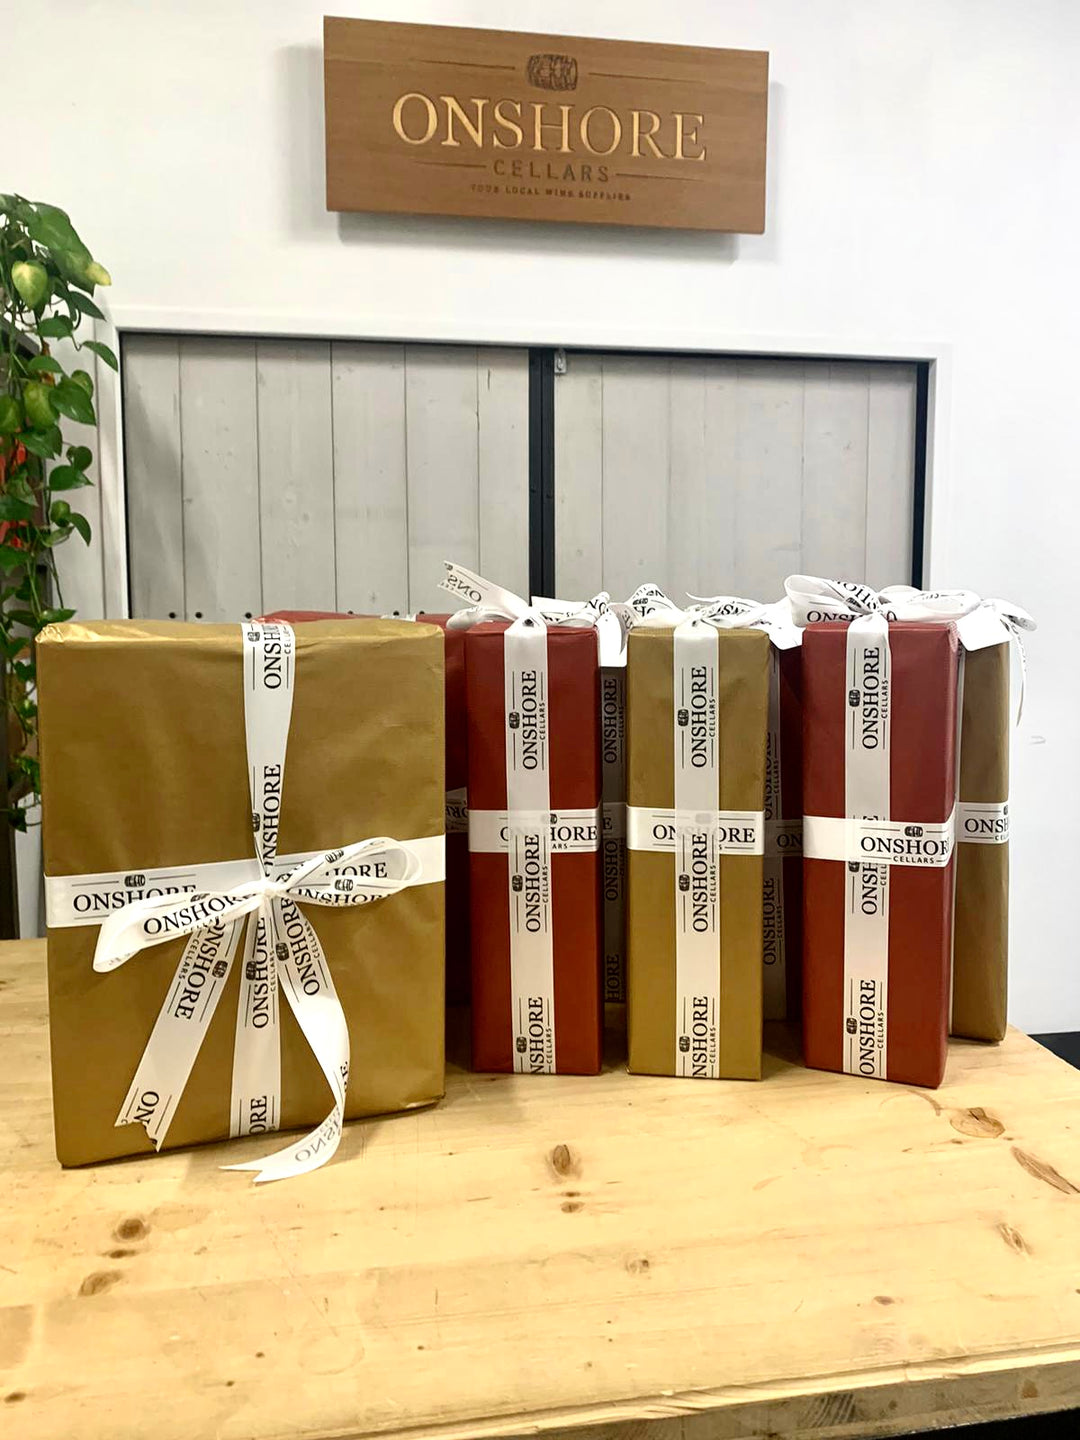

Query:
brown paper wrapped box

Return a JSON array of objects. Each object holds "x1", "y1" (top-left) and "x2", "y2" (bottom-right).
[
  {"x1": 626, "y1": 624, "x2": 770, "y2": 1080},
  {"x1": 953, "y1": 642, "x2": 1010, "y2": 1041},
  {"x1": 38, "y1": 619, "x2": 445, "y2": 1167},
  {"x1": 263, "y1": 608, "x2": 470, "y2": 1007}
]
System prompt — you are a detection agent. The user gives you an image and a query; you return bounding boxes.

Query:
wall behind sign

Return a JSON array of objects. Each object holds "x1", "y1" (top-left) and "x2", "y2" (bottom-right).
[{"x1": 5, "y1": 0, "x2": 1079, "y2": 1031}]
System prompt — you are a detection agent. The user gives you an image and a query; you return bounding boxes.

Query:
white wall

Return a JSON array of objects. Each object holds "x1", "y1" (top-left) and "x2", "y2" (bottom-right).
[{"x1": 9, "y1": 0, "x2": 1079, "y2": 1029}]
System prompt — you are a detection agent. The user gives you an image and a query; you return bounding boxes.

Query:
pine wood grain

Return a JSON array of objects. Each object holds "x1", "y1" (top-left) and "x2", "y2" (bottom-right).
[{"x1": 1, "y1": 939, "x2": 1079, "y2": 1439}]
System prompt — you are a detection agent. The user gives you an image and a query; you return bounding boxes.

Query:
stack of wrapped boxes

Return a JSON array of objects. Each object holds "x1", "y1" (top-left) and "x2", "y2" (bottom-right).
[{"x1": 36, "y1": 564, "x2": 1032, "y2": 1181}]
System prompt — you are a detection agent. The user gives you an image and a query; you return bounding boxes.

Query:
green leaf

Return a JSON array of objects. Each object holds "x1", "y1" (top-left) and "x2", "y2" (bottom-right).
[
  {"x1": 0, "y1": 546, "x2": 27, "y2": 572},
  {"x1": 6, "y1": 610, "x2": 38, "y2": 629},
  {"x1": 47, "y1": 464, "x2": 91, "y2": 491},
  {"x1": 5, "y1": 471, "x2": 36, "y2": 504},
  {"x1": 18, "y1": 427, "x2": 61, "y2": 459},
  {"x1": 69, "y1": 511, "x2": 92, "y2": 544},
  {"x1": 37, "y1": 315, "x2": 74, "y2": 340},
  {"x1": 70, "y1": 369, "x2": 93, "y2": 398},
  {"x1": 42, "y1": 606, "x2": 76, "y2": 624},
  {"x1": 83, "y1": 338, "x2": 119, "y2": 371},
  {"x1": 39, "y1": 530, "x2": 72, "y2": 548},
  {"x1": 0, "y1": 395, "x2": 22, "y2": 434},
  {"x1": 22, "y1": 381, "x2": 57, "y2": 429},
  {"x1": 27, "y1": 355, "x2": 63, "y2": 375},
  {"x1": 50, "y1": 500, "x2": 71, "y2": 525},
  {"x1": 0, "y1": 497, "x2": 36, "y2": 522},
  {"x1": 12, "y1": 660, "x2": 35, "y2": 682},
  {"x1": 11, "y1": 260, "x2": 49, "y2": 309},
  {"x1": 70, "y1": 291, "x2": 105, "y2": 321},
  {"x1": 67, "y1": 444, "x2": 92, "y2": 470},
  {"x1": 51, "y1": 379, "x2": 95, "y2": 426}
]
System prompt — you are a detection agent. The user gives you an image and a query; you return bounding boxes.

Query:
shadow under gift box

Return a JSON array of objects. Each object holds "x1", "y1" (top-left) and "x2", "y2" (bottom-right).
[
  {"x1": 626, "y1": 625, "x2": 771, "y2": 1080},
  {"x1": 801, "y1": 621, "x2": 959, "y2": 1089},
  {"x1": 37, "y1": 619, "x2": 445, "y2": 1167},
  {"x1": 465, "y1": 621, "x2": 603, "y2": 1074},
  {"x1": 262, "y1": 609, "x2": 470, "y2": 1007}
]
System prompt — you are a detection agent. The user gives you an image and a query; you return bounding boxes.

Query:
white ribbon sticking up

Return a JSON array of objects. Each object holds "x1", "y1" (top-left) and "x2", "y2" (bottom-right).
[
  {"x1": 84, "y1": 621, "x2": 427, "y2": 1182},
  {"x1": 784, "y1": 575, "x2": 1035, "y2": 720}
]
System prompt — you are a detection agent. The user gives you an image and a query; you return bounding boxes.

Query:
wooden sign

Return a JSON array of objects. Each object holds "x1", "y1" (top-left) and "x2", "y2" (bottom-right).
[{"x1": 324, "y1": 18, "x2": 768, "y2": 233}]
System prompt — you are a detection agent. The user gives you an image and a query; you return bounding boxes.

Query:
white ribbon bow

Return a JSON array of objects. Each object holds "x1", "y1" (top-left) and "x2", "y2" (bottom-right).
[
  {"x1": 90, "y1": 622, "x2": 425, "y2": 1183},
  {"x1": 688, "y1": 593, "x2": 803, "y2": 650},
  {"x1": 784, "y1": 575, "x2": 1035, "y2": 719}
]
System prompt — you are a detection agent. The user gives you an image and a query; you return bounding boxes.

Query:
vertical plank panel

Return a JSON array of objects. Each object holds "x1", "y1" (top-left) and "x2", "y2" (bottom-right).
[
  {"x1": 802, "y1": 362, "x2": 870, "y2": 582},
  {"x1": 600, "y1": 354, "x2": 671, "y2": 600},
  {"x1": 331, "y1": 341, "x2": 408, "y2": 615},
  {"x1": 865, "y1": 364, "x2": 917, "y2": 588},
  {"x1": 667, "y1": 356, "x2": 707, "y2": 598},
  {"x1": 477, "y1": 348, "x2": 529, "y2": 599},
  {"x1": 123, "y1": 335, "x2": 183, "y2": 618},
  {"x1": 732, "y1": 360, "x2": 805, "y2": 598},
  {"x1": 700, "y1": 357, "x2": 739, "y2": 596},
  {"x1": 256, "y1": 340, "x2": 336, "y2": 613},
  {"x1": 405, "y1": 345, "x2": 480, "y2": 613},
  {"x1": 554, "y1": 353, "x2": 604, "y2": 599},
  {"x1": 179, "y1": 336, "x2": 261, "y2": 620}
]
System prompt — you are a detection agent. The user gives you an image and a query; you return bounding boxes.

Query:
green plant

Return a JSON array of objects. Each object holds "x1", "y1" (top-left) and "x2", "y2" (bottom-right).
[{"x1": 0, "y1": 196, "x2": 116, "y2": 829}]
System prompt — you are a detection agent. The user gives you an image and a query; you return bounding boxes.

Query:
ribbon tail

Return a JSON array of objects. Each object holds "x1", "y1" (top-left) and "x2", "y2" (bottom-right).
[
  {"x1": 223, "y1": 901, "x2": 349, "y2": 1183},
  {"x1": 116, "y1": 918, "x2": 244, "y2": 1148},
  {"x1": 229, "y1": 897, "x2": 282, "y2": 1139}
]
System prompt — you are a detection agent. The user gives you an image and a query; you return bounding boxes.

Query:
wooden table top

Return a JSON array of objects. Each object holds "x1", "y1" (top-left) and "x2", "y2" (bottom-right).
[{"x1": 2, "y1": 938, "x2": 1079, "y2": 1440}]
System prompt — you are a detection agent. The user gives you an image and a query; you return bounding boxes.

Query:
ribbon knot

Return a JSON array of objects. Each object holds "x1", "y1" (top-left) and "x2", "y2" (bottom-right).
[{"x1": 784, "y1": 574, "x2": 1036, "y2": 720}]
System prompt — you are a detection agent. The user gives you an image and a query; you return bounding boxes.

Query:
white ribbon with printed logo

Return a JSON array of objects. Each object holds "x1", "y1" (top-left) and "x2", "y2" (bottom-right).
[
  {"x1": 671, "y1": 615, "x2": 724, "y2": 1079},
  {"x1": 44, "y1": 621, "x2": 440, "y2": 1182},
  {"x1": 785, "y1": 575, "x2": 1035, "y2": 722}
]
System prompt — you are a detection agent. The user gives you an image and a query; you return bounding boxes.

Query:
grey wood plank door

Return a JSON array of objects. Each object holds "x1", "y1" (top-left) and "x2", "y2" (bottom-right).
[
  {"x1": 553, "y1": 352, "x2": 918, "y2": 602},
  {"x1": 123, "y1": 336, "x2": 530, "y2": 619}
]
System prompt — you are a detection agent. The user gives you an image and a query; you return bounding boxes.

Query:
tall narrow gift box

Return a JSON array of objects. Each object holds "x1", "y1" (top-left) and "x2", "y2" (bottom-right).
[
  {"x1": 38, "y1": 619, "x2": 445, "y2": 1168},
  {"x1": 465, "y1": 619, "x2": 603, "y2": 1074},
  {"x1": 801, "y1": 620, "x2": 959, "y2": 1088},
  {"x1": 263, "y1": 608, "x2": 470, "y2": 1007},
  {"x1": 626, "y1": 621, "x2": 770, "y2": 1080},
  {"x1": 693, "y1": 596, "x2": 804, "y2": 1021},
  {"x1": 952, "y1": 642, "x2": 1010, "y2": 1041},
  {"x1": 764, "y1": 646, "x2": 804, "y2": 1020}
]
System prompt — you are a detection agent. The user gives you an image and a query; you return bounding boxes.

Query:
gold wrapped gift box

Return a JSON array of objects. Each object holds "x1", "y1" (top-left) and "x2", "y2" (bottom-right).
[
  {"x1": 38, "y1": 619, "x2": 445, "y2": 1167},
  {"x1": 626, "y1": 625, "x2": 770, "y2": 1080}
]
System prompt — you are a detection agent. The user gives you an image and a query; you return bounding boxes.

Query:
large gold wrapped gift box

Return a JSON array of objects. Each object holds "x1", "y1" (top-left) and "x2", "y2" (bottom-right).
[
  {"x1": 38, "y1": 619, "x2": 445, "y2": 1167},
  {"x1": 952, "y1": 643, "x2": 1010, "y2": 1042},
  {"x1": 626, "y1": 625, "x2": 770, "y2": 1080}
]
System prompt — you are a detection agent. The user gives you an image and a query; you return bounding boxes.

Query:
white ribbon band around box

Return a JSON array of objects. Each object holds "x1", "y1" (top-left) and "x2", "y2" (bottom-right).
[{"x1": 44, "y1": 621, "x2": 442, "y2": 1183}]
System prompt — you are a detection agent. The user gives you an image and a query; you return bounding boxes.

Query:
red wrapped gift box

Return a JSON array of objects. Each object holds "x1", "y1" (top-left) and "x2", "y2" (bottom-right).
[
  {"x1": 465, "y1": 621, "x2": 603, "y2": 1074},
  {"x1": 261, "y1": 610, "x2": 469, "y2": 1005},
  {"x1": 802, "y1": 620, "x2": 959, "y2": 1088}
]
